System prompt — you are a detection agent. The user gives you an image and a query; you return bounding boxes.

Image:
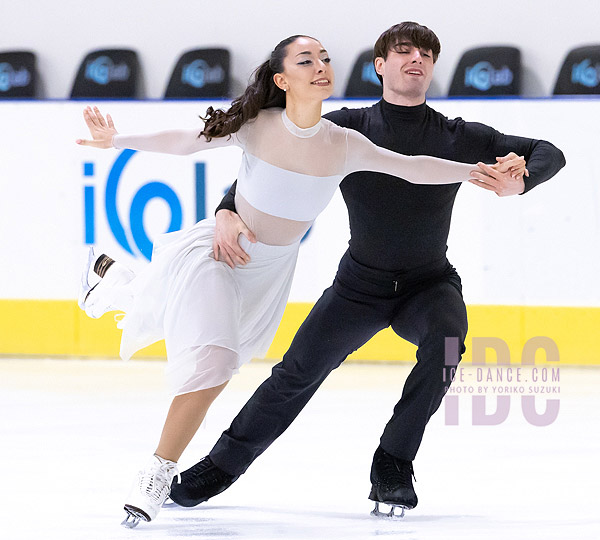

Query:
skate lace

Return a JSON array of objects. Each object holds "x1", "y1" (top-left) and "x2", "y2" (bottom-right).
[
  {"x1": 138, "y1": 460, "x2": 181, "y2": 503},
  {"x1": 380, "y1": 456, "x2": 416, "y2": 488},
  {"x1": 187, "y1": 458, "x2": 230, "y2": 489}
]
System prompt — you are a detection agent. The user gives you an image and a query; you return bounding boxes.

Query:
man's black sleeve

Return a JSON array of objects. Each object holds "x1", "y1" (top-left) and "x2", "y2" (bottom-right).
[
  {"x1": 458, "y1": 121, "x2": 566, "y2": 193},
  {"x1": 499, "y1": 134, "x2": 566, "y2": 194},
  {"x1": 323, "y1": 107, "x2": 352, "y2": 128},
  {"x1": 215, "y1": 181, "x2": 237, "y2": 214}
]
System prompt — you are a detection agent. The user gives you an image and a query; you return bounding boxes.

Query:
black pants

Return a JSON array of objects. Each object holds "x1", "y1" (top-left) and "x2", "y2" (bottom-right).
[{"x1": 210, "y1": 250, "x2": 468, "y2": 476}]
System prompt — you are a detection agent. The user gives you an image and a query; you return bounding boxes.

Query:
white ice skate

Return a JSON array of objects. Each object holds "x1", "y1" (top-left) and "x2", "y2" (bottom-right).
[
  {"x1": 78, "y1": 246, "x2": 97, "y2": 311},
  {"x1": 78, "y1": 247, "x2": 134, "y2": 319},
  {"x1": 122, "y1": 455, "x2": 181, "y2": 529}
]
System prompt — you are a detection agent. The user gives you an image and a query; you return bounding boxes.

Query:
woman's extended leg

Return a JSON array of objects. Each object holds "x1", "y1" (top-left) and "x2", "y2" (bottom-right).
[
  {"x1": 122, "y1": 345, "x2": 238, "y2": 528},
  {"x1": 155, "y1": 381, "x2": 229, "y2": 462},
  {"x1": 157, "y1": 344, "x2": 240, "y2": 461}
]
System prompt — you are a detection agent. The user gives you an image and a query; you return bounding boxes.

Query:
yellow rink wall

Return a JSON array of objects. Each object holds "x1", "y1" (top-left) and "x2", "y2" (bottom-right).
[{"x1": 1, "y1": 300, "x2": 598, "y2": 366}]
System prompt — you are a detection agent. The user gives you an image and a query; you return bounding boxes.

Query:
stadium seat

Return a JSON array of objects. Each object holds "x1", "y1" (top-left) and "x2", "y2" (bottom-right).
[
  {"x1": 0, "y1": 51, "x2": 38, "y2": 98},
  {"x1": 344, "y1": 49, "x2": 382, "y2": 98},
  {"x1": 553, "y1": 45, "x2": 600, "y2": 95},
  {"x1": 448, "y1": 46, "x2": 521, "y2": 96},
  {"x1": 70, "y1": 49, "x2": 141, "y2": 99},
  {"x1": 164, "y1": 48, "x2": 231, "y2": 99}
]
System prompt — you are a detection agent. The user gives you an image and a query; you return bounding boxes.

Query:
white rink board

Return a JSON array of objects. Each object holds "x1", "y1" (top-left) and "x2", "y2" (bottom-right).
[{"x1": 0, "y1": 99, "x2": 596, "y2": 306}]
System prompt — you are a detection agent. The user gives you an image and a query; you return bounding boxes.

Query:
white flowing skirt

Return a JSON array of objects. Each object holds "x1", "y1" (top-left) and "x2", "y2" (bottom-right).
[{"x1": 117, "y1": 218, "x2": 300, "y2": 393}]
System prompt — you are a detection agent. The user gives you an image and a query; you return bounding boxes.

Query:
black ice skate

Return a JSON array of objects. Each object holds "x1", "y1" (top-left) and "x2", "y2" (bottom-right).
[
  {"x1": 369, "y1": 446, "x2": 418, "y2": 519},
  {"x1": 169, "y1": 456, "x2": 238, "y2": 507}
]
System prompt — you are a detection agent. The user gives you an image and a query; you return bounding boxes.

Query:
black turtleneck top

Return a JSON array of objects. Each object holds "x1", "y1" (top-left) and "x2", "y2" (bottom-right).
[{"x1": 217, "y1": 99, "x2": 566, "y2": 272}]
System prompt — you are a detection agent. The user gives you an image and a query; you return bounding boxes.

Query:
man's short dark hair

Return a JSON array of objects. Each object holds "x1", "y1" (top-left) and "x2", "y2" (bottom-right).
[{"x1": 373, "y1": 22, "x2": 441, "y2": 83}]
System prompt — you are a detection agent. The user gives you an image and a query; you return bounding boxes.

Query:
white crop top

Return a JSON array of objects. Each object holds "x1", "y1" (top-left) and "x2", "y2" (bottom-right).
[{"x1": 113, "y1": 108, "x2": 477, "y2": 245}]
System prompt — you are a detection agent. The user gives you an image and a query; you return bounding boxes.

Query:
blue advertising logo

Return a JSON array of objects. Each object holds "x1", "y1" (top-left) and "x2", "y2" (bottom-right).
[
  {"x1": 83, "y1": 150, "x2": 206, "y2": 260},
  {"x1": 464, "y1": 61, "x2": 513, "y2": 91},
  {"x1": 0, "y1": 62, "x2": 31, "y2": 92},
  {"x1": 85, "y1": 56, "x2": 130, "y2": 85},
  {"x1": 181, "y1": 60, "x2": 225, "y2": 89},
  {"x1": 361, "y1": 62, "x2": 382, "y2": 86},
  {"x1": 571, "y1": 59, "x2": 600, "y2": 88}
]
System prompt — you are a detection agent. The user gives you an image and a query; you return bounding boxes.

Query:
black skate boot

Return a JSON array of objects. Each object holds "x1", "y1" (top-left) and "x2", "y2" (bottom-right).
[
  {"x1": 369, "y1": 446, "x2": 417, "y2": 519},
  {"x1": 169, "y1": 456, "x2": 239, "y2": 507}
]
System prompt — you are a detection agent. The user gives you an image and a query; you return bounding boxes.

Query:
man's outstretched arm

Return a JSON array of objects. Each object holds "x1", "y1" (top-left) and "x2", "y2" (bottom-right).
[{"x1": 462, "y1": 123, "x2": 566, "y2": 197}]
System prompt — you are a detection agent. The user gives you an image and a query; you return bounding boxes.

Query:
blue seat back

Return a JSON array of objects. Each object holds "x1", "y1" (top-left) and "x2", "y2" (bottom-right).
[
  {"x1": 0, "y1": 51, "x2": 37, "y2": 98},
  {"x1": 554, "y1": 45, "x2": 600, "y2": 95},
  {"x1": 344, "y1": 49, "x2": 382, "y2": 98},
  {"x1": 448, "y1": 46, "x2": 521, "y2": 96},
  {"x1": 71, "y1": 49, "x2": 141, "y2": 99},
  {"x1": 165, "y1": 48, "x2": 231, "y2": 99}
]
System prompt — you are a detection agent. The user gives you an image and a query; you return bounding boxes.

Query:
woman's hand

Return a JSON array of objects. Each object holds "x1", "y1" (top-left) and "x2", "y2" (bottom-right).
[
  {"x1": 493, "y1": 152, "x2": 529, "y2": 179},
  {"x1": 76, "y1": 106, "x2": 117, "y2": 148},
  {"x1": 470, "y1": 160, "x2": 525, "y2": 196}
]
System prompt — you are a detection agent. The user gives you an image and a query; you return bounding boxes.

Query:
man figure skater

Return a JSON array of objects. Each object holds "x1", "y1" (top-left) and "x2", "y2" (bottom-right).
[{"x1": 170, "y1": 22, "x2": 566, "y2": 515}]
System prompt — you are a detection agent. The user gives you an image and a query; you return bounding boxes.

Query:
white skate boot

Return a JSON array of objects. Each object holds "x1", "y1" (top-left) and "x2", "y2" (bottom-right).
[
  {"x1": 78, "y1": 247, "x2": 134, "y2": 319},
  {"x1": 122, "y1": 455, "x2": 181, "y2": 529}
]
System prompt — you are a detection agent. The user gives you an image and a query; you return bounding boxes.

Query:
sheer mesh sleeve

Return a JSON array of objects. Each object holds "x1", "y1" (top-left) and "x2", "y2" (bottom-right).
[
  {"x1": 343, "y1": 129, "x2": 478, "y2": 185},
  {"x1": 113, "y1": 127, "x2": 244, "y2": 155}
]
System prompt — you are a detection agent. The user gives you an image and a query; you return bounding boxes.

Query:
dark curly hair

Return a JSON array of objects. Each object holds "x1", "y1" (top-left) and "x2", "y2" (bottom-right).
[{"x1": 200, "y1": 35, "x2": 317, "y2": 141}]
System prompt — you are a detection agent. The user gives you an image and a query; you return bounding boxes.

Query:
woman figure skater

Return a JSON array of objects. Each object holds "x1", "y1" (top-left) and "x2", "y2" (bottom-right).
[{"x1": 76, "y1": 35, "x2": 524, "y2": 528}]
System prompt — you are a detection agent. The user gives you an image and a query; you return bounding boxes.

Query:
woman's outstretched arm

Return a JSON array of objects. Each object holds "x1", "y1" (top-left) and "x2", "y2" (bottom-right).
[
  {"x1": 343, "y1": 128, "x2": 523, "y2": 185},
  {"x1": 76, "y1": 106, "x2": 241, "y2": 155}
]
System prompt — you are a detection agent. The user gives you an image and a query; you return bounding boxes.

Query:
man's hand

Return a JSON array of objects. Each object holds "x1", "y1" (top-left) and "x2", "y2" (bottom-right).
[
  {"x1": 470, "y1": 153, "x2": 528, "y2": 197},
  {"x1": 213, "y1": 210, "x2": 256, "y2": 268},
  {"x1": 495, "y1": 152, "x2": 529, "y2": 178}
]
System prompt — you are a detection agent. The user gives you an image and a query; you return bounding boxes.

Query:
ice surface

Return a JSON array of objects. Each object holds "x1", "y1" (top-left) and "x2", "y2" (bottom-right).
[{"x1": 1, "y1": 358, "x2": 598, "y2": 540}]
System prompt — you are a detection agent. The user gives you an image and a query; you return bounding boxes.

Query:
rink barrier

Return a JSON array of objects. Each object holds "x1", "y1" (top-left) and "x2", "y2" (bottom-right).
[{"x1": 1, "y1": 300, "x2": 598, "y2": 365}]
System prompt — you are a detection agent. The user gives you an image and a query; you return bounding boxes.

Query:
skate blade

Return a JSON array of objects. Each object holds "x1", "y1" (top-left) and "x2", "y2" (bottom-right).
[
  {"x1": 121, "y1": 513, "x2": 140, "y2": 529},
  {"x1": 370, "y1": 501, "x2": 407, "y2": 519},
  {"x1": 121, "y1": 505, "x2": 151, "y2": 529}
]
